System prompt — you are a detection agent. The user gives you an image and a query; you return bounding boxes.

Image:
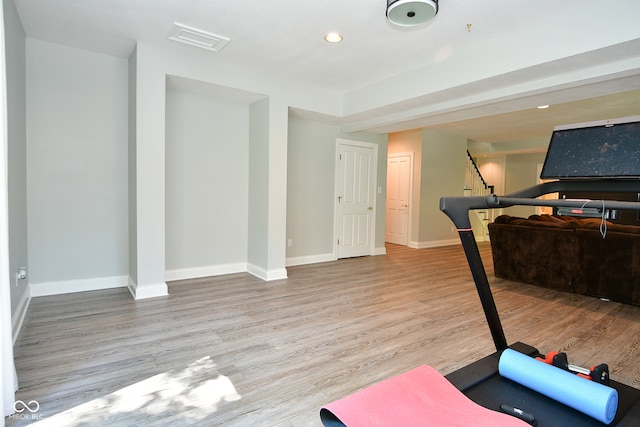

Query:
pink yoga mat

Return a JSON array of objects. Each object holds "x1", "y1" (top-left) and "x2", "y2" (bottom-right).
[{"x1": 320, "y1": 365, "x2": 530, "y2": 427}]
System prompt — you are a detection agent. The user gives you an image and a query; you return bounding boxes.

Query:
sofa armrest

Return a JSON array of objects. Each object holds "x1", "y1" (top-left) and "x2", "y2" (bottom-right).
[{"x1": 574, "y1": 229, "x2": 640, "y2": 306}]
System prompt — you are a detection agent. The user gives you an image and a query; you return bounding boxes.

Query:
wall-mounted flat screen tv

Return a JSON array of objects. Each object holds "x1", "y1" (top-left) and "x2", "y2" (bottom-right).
[{"x1": 540, "y1": 115, "x2": 640, "y2": 180}]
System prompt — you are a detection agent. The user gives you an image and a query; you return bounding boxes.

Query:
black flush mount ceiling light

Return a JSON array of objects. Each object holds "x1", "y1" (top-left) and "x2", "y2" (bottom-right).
[{"x1": 386, "y1": 0, "x2": 439, "y2": 26}]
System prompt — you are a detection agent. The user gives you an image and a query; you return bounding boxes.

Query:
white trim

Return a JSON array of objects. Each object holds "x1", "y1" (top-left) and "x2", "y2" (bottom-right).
[
  {"x1": 11, "y1": 289, "x2": 30, "y2": 345},
  {"x1": 265, "y1": 268, "x2": 288, "y2": 281},
  {"x1": 165, "y1": 263, "x2": 248, "y2": 282},
  {"x1": 127, "y1": 276, "x2": 136, "y2": 298},
  {"x1": 127, "y1": 277, "x2": 168, "y2": 300},
  {"x1": 30, "y1": 275, "x2": 129, "y2": 297},
  {"x1": 373, "y1": 246, "x2": 387, "y2": 256},
  {"x1": 287, "y1": 247, "x2": 386, "y2": 266},
  {"x1": 414, "y1": 239, "x2": 461, "y2": 249},
  {"x1": 168, "y1": 263, "x2": 289, "y2": 282},
  {"x1": 247, "y1": 263, "x2": 266, "y2": 280},
  {"x1": 247, "y1": 263, "x2": 288, "y2": 281},
  {"x1": 286, "y1": 253, "x2": 335, "y2": 267}
]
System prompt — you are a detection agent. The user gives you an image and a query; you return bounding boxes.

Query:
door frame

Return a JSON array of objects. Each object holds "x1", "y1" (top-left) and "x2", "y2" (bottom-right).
[
  {"x1": 386, "y1": 152, "x2": 414, "y2": 246},
  {"x1": 334, "y1": 138, "x2": 378, "y2": 259}
]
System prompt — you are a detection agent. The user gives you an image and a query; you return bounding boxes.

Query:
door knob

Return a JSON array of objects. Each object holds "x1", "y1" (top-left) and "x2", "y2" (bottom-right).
[{"x1": 368, "y1": 206, "x2": 373, "y2": 211}]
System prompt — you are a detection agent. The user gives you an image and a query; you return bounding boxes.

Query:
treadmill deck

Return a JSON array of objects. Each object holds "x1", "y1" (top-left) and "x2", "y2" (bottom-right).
[{"x1": 446, "y1": 342, "x2": 640, "y2": 426}]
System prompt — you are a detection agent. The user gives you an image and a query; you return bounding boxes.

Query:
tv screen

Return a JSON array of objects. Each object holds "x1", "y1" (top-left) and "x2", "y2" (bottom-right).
[{"x1": 540, "y1": 116, "x2": 640, "y2": 180}]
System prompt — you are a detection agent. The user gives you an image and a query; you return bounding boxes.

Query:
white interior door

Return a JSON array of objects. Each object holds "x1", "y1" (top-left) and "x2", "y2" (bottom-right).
[
  {"x1": 336, "y1": 140, "x2": 377, "y2": 259},
  {"x1": 386, "y1": 153, "x2": 412, "y2": 246}
]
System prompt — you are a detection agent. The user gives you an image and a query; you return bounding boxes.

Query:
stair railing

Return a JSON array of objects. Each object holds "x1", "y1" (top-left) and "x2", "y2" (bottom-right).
[
  {"x1": 464, "y1": 151, "x2": 494, "y2": 240},
  {"x1": 465, "y1": 151, "x2": 493, "y2": 197}
]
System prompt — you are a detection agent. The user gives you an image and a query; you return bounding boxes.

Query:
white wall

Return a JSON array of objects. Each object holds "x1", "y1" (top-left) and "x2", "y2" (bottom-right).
[
  {"x1": 165, "y1": 88, "x2": 249, "y2": 279},
  {"x1": 26, "y1": 40, "x2": 129, "y2": 293},
  {"x1": 388, "y1": 129, "x2": 422, "y2": 246},
  {"x1": 134, "y1": 44, "x2": 295, "y2": 282},
  {"x1": 420, "y1": 129, "x2": 467, "y2": 245},
  {"x1": 19, "y1": 37, "x2": 469, "y2": 300},
  {"x1": 247, "y1": 98, "x2": 270, "y2": 275},
  {"x1": 264, "y1": 98, "x2": 289, "y2": 277},
  {"x1": 129, "y1": 44, "x2": 168, "y2": 298},
  {"x1": 503, "y1": 152, "x2": 548, "y2": 218},
  {"x1": 5, "y1": 0, "x2": 28, "y2": 322},
  {"x1": 2, "y1": 0, "x2": 19, "y2": 414},
  {"x1": 128, "y1": 46, "x2": 138, "y2": 285},
  {"x1": 286, "y1": 116, "x2": 387, "y2": 264},
  {"x1": 286, "y1": 118, "x2": 345, "y2": 261},
  {"x1": 21, "y1": 40, "x2": 347, "y2": 296},
  {"x1": 387, "y1": 129, "x2": 466, "y2": 248}
]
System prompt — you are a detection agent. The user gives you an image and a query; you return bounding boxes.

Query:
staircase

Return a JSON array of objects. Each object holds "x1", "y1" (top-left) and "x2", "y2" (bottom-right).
[{"x1": 464, "y1": 151, "x2": 493, "y2": 240}]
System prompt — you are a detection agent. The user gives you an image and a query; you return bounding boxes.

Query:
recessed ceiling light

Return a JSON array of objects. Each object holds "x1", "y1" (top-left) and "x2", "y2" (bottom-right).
[
  {"x1": 537, "y1": 105, "x2": 550, "y2": 109},
  {"x1": 324, "y1": 32, "x2": 343, "y2": 43}
]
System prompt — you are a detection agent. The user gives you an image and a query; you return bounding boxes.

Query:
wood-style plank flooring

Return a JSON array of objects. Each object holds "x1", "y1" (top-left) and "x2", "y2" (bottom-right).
[{"x1": 6, "y1": 243, "x2": 640, "y2": 426}]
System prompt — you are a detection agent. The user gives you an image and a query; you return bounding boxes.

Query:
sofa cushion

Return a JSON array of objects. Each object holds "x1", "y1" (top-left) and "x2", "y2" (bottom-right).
[
  {"x1": 494, "y1": 214, "x2": 577, "y2": 229},
  {"x1": 575, "y1": 218, "x2": 640, "y2": 235},
  {"x1": 488, "y1": 222, "x2": 574, "y2": 292}
]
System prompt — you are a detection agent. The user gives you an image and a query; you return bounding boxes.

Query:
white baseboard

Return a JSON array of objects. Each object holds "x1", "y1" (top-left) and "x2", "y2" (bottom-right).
[
  {"x1": 12, "y1": 287, "x2": 30, "y2": 345},
  {"x1": 166, "y1": 262, "x2": 286, "y2": 282},
  {"x1": 30, "y1": 275, "x2": 129, "y2": 297},
  {"x1": 247, "y1": 263, "x2": 288, "y2": 281},
  {"x1": 414, "y1": 239, "x2": 461, "y2": 249},
  {"x1": 373, "y1": 246, "x2": 387, "y2": 256},
  {"x1": 142, "y1": 261, "x2": 290, "y2": 285},
  {"x1": 286, "y1": 247, "x2": 386, "y2": 267},
  {"x1": 286, "y1": 253, "x2": 335, "y2": 267},
  {"x1": 165, "y1": 263, "x2": 248, "y2": 282},
  {"x1": 127, "y1": 277, "x2": 168, "y2": 300}
]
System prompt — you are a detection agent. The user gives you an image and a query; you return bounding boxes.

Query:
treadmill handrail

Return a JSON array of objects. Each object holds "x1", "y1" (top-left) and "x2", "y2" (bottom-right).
[{"x1": 440, "y1": 180, "x2": 640, "y2": 229}]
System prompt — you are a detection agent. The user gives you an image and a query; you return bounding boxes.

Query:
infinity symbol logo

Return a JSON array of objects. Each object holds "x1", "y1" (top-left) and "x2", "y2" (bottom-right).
[{"x1": 14, "y1": 400, "x2": 40, "y2": 413}]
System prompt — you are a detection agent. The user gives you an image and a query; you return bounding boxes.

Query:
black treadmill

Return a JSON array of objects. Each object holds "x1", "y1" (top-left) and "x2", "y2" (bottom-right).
[{"x1": 439, "y1": 116, "x2": 640, "y2": 426}]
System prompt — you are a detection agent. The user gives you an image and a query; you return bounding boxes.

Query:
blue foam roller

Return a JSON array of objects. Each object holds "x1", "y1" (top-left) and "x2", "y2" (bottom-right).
[{"x1": 498, "y1": 348, "x2": 618, "y2": 424}]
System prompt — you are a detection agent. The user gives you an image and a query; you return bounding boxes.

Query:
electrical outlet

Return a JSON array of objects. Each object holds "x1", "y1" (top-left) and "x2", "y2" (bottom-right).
[
  {"x1": 287, "y1": 239, "x2": 293, "y2": 247},
  {"x1": 16, "y1": 267, "x2": 27, "y2": 283}
]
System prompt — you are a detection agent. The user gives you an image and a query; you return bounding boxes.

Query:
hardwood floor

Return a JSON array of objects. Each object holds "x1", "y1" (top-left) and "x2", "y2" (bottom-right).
[{"x1": 7, "y1": 243, "x2": 640, "y2": 426}]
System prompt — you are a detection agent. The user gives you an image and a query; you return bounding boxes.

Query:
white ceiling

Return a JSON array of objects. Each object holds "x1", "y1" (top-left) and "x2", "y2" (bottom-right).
[{"x1": 13, "y1": 0, "x2": 640, "y2": 143}]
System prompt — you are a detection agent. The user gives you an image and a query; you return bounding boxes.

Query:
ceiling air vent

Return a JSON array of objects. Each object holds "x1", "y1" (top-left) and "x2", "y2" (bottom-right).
[{"x1": 168, "y1": 22, "x2": 230, "y2": 52}]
